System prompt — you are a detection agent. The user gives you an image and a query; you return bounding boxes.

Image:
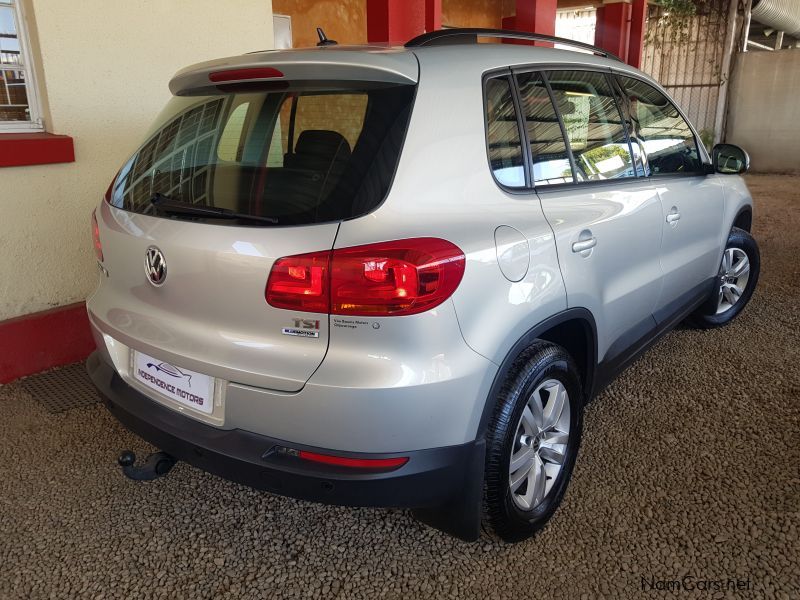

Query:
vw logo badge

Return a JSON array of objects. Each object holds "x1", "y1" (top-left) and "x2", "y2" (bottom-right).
[{"x1": 144, "y1": 246, "x2": 167, "y2": 287}]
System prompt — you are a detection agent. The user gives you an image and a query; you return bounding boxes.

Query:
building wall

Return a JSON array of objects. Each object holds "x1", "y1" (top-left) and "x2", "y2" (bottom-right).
[
  {"x1": 727, "y1": 49, "x2": 800, "y2": 173},
  {"x1": 0, "y1": 0, "x2": 274, "y2": 321},
  {"x1": 273, "y1": 0, "x2": 366, "y2": 47},
  {"x1": 271, "y1": 0, "x2": 516, "y2": 46},
  {"x1": 442, "y1": 0, "x2": 508, "y2": 29}
]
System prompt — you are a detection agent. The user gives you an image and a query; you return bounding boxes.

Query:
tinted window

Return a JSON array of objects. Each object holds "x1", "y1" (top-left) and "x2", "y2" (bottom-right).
[
  {"x1": 618, "y1": 76, "x2": 702, "y2": 176},
  {"x1": 485, "y1": 76, "x2": 525, "y2": 188},
  {"x1": 544, "y1": 70, "x2": 636, "y2": 181},
  {"x1": 516, "y1": 73, "x2": 574, "y2": 186},
  {"x1": 109, "y1": 83, "x2": 415, "y2": 226},
  {"x1": 607, "y1": 77, "x2": 647, "y2": 177}
]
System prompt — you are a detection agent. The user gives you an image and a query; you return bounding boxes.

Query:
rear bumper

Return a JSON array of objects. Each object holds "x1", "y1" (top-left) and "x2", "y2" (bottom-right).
[
  {"x1": 87, "y1": 351, "x2": 481, "y2": 509},
  {"x1": 86, "y1": 299, "x2": 496, "y2": 454}
]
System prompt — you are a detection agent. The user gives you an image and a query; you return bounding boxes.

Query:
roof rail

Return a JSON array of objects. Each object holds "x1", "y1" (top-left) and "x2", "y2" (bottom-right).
[{"x1": 405, "y1": 28, "x2": 622, "y2": 62}]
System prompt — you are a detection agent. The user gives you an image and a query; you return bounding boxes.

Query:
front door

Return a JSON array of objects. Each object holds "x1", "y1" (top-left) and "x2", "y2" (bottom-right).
[{"x1": 616, "y1": 75, "x2": 725, "y2": 322}]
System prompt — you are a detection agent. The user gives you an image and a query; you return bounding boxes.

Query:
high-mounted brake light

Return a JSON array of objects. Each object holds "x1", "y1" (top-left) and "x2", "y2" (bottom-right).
[
  {"x1": 91, "y1": 209, "x2": 103, "y2": 262},
  {"x1": 265, "y1": 238, "x2": 466, "y2": 317},
  {"x1": 209, "y1": 67, "x2": 284, "y2": 83}
]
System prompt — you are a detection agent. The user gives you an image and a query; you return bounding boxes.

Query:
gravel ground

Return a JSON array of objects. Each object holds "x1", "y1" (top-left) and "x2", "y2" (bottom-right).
[{"x1": 1, "y1": 174, "x2": 798, "y2": 599}]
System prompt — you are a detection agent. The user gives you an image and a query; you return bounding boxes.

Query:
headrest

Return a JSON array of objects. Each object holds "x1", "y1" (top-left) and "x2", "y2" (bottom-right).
[{"x1": 295, "y1": 130, "x2": 351, "y2": 158}]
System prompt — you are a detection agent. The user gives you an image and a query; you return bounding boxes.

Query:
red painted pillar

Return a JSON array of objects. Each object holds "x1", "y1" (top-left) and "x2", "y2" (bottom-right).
[
  {"x1": 594, "y1": 1, "x2": 632, "y2": 62},
  {"x1": 503, "y1": 0, "x2": 558, "y2": 45},
  {"x1": 627, "y1": 0, "x2": 647, "y2": 68},
  {"x1": 425, "y1": 0, "x2": 442, "y2": 33},
  {"x1": 515, "y1": 0, "x2": 557, "y2": 37},
  {"x1": 367, "y1": 0, "x2": 435, "y2": 43}
]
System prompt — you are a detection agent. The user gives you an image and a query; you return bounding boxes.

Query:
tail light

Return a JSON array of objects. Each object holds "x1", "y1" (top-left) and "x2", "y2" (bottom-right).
[
  {"x1": 331, "y1": 238, "x2": 466, "y2": 315},
  {"x1": 266, "y1": 238, "x2": 465, "y2": 317},
  {"x1": 91, "y1": 209, "x2": 103, "y2": 262},
  {"x1": 266, "y1": 251, "x2": 330, "y2": 312}
]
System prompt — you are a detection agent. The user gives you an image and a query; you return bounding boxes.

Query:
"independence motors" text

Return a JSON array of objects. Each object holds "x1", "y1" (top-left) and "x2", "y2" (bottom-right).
[{"x1": 137, "y1": 369, "x2": 205, "y2": 407}]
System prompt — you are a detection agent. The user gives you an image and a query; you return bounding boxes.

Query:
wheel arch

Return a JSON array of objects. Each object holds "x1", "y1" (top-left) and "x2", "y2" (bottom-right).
[
  {"x1": 476, "y1": 308, "x2": 597, "y2": 439},
  {"x1": 732, "y1": 206, "x2": 752, "y2": 232}
]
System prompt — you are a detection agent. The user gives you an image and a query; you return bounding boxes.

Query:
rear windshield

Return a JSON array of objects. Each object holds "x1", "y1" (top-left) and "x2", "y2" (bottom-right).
[{"x1": 108, "y1": 82, "x2": 415, "y2": 226}]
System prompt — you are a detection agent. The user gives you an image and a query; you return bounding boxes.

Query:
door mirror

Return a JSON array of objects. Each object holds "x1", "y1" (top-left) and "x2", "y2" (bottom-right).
[{"x1": 712, "y1": 143, "x2": 749, "y2": 174}]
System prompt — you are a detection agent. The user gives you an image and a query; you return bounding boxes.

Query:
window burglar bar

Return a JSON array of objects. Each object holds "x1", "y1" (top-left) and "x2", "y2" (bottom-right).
[{"x1": 0, "y1": 0, "x2": 43, "y2": 131}]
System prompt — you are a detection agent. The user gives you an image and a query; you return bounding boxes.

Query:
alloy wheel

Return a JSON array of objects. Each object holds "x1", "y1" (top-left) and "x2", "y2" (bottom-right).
[
  {"x1": 716, "y1": 247, "x2": 750, "y2": 314},
  {"x1": 509, "y1": 379, "x2": 571, "y2": 511}
]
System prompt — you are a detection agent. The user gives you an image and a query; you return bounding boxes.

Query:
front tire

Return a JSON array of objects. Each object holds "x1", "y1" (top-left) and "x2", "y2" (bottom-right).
[
  {"x1": 687, "y1": 227, "x2": 760, "y2": 329},
  {"x1": 484, "y1": 342, "x2": 583, "y2": 542}
]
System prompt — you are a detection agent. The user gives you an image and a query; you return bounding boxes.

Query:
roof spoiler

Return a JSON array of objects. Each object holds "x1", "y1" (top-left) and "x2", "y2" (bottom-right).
[{"x1": 169, "y1": 50, "x2": 418, "y2": 95}]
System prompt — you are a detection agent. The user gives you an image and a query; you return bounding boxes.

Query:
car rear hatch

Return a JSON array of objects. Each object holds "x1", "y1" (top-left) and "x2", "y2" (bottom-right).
[{"x1": 90, "y1": 49, "x2": 418, "y2": 392}]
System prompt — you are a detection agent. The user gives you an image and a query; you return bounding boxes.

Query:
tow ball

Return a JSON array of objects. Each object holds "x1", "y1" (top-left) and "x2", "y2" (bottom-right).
[{"x1": 117, "y1": 450, "x2": 177, "y2": 481}]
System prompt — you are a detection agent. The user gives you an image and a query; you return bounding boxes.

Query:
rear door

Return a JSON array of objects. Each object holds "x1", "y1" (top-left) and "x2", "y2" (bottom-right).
[
  {"x1": 90, "y1": 79, "x2": 415, "y2": 393},
  {"x1": 515, "y1": 69, "x2": 664, "y2": 364},
  {"x1": 615, "y1": 75, "x2": 724, "y2": 321}
]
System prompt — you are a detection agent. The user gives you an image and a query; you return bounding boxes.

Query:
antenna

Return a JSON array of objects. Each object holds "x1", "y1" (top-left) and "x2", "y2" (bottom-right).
[{"x1": 316, "y1": 27, "x2": 338, "y2": 47}]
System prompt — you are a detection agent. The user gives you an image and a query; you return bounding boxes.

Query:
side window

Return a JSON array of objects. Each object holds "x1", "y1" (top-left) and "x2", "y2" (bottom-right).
[
  {"x1": 0, "y1": 0, "x2": 43, "y2": 131},
  {"x1": 608, "y1": 77, "x2": 647, "y2": 177},
  {"x1": 542, "y1": 70, "x2": 636, "y2": 181},
  {"x1": 515, "y1": 72, "x2": 574, "y2": 185},
  {"x1": 618, "y1": 76, "x2": 702, "y2": 176},
  {"x1": 484, "y1": 76, "x2": 525, "y2": 188}
]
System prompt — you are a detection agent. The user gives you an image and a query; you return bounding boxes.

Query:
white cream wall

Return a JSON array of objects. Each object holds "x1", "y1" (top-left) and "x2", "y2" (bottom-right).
[
  {"x1": 727, "y1": 49, "x2": 800, "y2": 174},
  {"x1": 0, "y1": 0, "x2": 274, "y2": 320}
]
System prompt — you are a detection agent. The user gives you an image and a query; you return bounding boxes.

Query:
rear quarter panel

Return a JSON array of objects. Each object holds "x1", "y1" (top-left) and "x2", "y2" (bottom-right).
[{"x1": 334, "y1": 51, "x2": 567, "y2": 371}]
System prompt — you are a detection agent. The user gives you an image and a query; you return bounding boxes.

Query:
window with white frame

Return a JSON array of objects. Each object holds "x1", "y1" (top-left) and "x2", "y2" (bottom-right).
[{"x1": 0, "y1": 0, "x2": 42, "y2": 131}]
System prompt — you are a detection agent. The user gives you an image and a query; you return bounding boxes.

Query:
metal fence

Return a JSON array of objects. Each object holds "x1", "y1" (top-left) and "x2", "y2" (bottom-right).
[{"x1": 640, "y1": 0, "x2": 731, "y2": 144}]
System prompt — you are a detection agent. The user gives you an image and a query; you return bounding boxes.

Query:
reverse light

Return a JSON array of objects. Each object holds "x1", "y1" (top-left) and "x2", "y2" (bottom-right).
[
  {"x1": 91, "y1": 209, "x2": 103, "y2": 262},
  {"x1": 265, "y1": 238, "x2": 466, "y2": 317}
]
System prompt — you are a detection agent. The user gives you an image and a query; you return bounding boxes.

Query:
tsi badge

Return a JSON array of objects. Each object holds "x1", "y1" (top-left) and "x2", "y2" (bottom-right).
[{"x1": 282, "y1": 318, "x2": 321, "y2": 338}]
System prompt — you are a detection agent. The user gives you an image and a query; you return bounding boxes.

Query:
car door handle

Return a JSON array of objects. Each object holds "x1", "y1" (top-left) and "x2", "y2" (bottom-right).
[
  {"x1": 571, "y1": 237, "x2": 597, "y2": 253},
  {"x1": 666, "y1": 207, "x2": 681, "y2": 224}
]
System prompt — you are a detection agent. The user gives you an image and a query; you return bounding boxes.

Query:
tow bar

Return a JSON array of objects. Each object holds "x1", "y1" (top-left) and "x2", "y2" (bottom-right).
[{"x1": 117, "y1": 450, "x2": 177, "y2": 481}]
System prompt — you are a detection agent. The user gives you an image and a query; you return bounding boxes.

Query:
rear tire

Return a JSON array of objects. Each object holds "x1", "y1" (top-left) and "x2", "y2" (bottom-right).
[
  {"x1": 687, "y1": 227, "x2": 760, "y2": 329},
  {"x1": 483, "y1": 342, "x2": 583, "y2": 542}
]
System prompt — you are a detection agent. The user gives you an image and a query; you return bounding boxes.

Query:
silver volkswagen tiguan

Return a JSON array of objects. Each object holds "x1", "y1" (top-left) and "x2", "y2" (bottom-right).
[{"x1": 87, "y1": 29, "x2": 759, "y2": 542}]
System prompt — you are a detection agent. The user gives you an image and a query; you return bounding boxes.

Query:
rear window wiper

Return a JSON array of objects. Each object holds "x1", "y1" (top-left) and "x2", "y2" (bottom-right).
[{"x1": 150, "y1": 193, "x2": 279, "y2": 225}]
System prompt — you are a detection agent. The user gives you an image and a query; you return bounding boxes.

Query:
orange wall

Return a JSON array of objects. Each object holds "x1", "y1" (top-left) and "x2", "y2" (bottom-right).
[
  {"x1": 274, "y1": 0, "x2": 551, "y2": 48},
  {"x1": 442, "y1": 0, "x2": 512, "y2": 29},
  {"x1": 273, "y1": 0, "x2": 367, "y2": 47}
]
